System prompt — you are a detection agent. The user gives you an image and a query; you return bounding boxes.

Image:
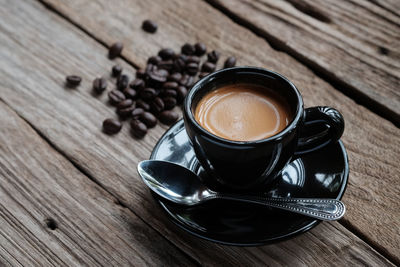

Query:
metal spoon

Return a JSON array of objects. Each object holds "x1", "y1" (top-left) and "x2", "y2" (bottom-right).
[{"x1": 138, "y1": 160, "x2": 346, "y2": 221}]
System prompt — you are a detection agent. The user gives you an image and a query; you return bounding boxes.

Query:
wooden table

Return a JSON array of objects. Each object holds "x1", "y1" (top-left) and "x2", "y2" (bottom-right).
[{"x1": 1, "y1": 0, "x2": 399, "y2": 265}]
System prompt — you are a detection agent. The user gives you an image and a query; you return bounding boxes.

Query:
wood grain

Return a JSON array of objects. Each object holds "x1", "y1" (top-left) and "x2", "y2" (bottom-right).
[
  {"x1": 0, "y1": 102, "x2": 194, "y2": 266},
  {"x1": 35, "y1": 0, "x2": 400, "y2": 262},
  {"x1": 208, "y1": 0, "x2": 400, "y2": 123},
  {"x1": 0, "y1": 0, "x2": 398, "y2": 265}
]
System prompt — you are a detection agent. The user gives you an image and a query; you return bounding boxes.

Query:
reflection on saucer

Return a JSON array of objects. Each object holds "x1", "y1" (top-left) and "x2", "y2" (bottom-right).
[{"x1": 281, "y1": 160, "x2": 306, "y2": 187}]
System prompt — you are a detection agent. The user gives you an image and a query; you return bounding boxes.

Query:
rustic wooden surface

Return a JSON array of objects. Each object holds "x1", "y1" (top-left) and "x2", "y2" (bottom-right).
[
  {"x1": 209, "y1": 0, "x2": 400, "y2": 124},
  {"x1": 0, "y1": 0, "x2": 399, "y2": 265}
]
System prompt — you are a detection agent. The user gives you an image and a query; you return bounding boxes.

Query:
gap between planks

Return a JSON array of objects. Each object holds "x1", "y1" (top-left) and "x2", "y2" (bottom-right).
[
  {"x1": 204, "y1": 0, "x2": 400, "y2": 128},
  {"x1": 0, "y1": 97, "x2": 202, "y2": 267}
]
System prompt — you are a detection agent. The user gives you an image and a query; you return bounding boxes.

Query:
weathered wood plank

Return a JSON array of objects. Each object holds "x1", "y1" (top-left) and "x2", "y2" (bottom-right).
[
  {"x1": 0, "y1": 102, "x2": 194, "y2": 266},
  {"x1": 0, "y1": 0, "x2": 398, "y2": 265},
  {"x1": 35, "y1": 0, "x2": 400, "y2": 262},
  {"x1": 208, "y1": 0, "x2": 400, "y2": 123}
]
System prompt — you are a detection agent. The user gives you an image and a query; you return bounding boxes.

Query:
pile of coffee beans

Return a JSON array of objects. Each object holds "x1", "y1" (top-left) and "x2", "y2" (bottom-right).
[{"x1": 66, "y1": 39, "x2": 237, "y2": 139}]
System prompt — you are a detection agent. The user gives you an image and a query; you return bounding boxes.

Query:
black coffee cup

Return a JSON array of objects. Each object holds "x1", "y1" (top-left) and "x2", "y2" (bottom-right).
[{"x1": 183, "y1": 67, "x2": 344, "y2": 193}]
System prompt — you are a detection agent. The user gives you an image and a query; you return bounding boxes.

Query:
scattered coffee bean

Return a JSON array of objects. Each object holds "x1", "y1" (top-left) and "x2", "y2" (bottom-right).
[
  {"x1": 194, "y1": 42, "x2": 207, "y2": 56},
  {"x1": 158, "y1": 60, "x2": 174, "y2": 71},
  {"x1": 159, "y1": 110, "x2": 179, "y2": 125},
  {"x1": 103, "y1": 118, "x2": 122, "y2": 134},
  {"x1": 117, "y1": 74, "x2": 129, "y2": 90},
  {"x1": 116, "y1": 99, "x2": 134, "y2": 109},
  {"x1": 163, "y1": 97, "x2": 177, "y2": 110},
  {"x1": 150, "y1": 97, "x2": 165, "y2": 114},
  {"x1": 130, "y1": 78, "x2": 145, "y2": 90},
  {"x1": 201, "y1": 62, "x2": 216, "y2": 72},
  {"x1": 176, "y1": 86, "x2": 188, "y2": 104},
  {"x1": 131, "y1": 119, "x2": 148, "y2": 138},
  {"x1": 108, "y1": 90, "x2": 126, "y2": 105},
  {"x1": 136, "y1": 69, "x2": 147, "y2": 79},
  {"x1": 207, "y1": 50, "x2": 220, "y2": 63},
  {"x1": 168, "y1": 72, "x2": 182, "y2": 82},
  {"x1": 224, "y1": 56, "x2": 237, "y2": 68},
  {"x1": 186, "y1": 62, "x2": 199, "y2": 75},
  {"x1": 140, "y1": 112, "x2": 157, "y2": 128},
  {"x1": 198, "y1": 72, "x2": 209, "y2": 79},
  {"x1": 123, "y1": 88, "x2": 137, "y2": 99},
  {"x1": 163, "y1": 81, "x2": 179, "y2": 90},
  {"x1": 142, "y1": 19, "x2": 158, "y2": 33},
  {"x1": 148, "y1": 56, "x2": 162, "y2": 65},
  {"x1": 131, "y1": 108, "x2": 145, "y2": 118},
  {"x1": 93, "y1": 77, "x2": 107, "y2": 94},
  {"x1": 117, "y1": 105, "x2": 136, "y2": 119},
  {"x1": 181, "y1": 43, "x2": 195, "y2": 55},
  {"x1": 158, "y1": 48, "x2": 175, "y2": 60},
  {"x1": 180, "y1": 74, "x2": 194, "y2": 87},
  {"x1": 109, "y1": 42, "x2": 123, "y2": 59},
  {"x1": 136, "y1": 99, "x2": 150, "y2": 111},
  {"x1": 112, "y1": 65, "x2": 123, "y2": 77},
  {"x1": 148, "y1": 69, "x2": 168, "y2": 84},
  {"x1": 162, "y1": 89, "x2": 177, "y2": 98},
  {"x1": 66, "y1": 75, "x2": 81, "y2": 87},
  {"x1": 140, "y1": 88, "x2": 157, "y2": 100},
  {"x1": 187, "y1": 56, "x2": 200, "y2": 64},
  {"x1": 172, "y1": 56, "x2": 186, "y2": 73}
]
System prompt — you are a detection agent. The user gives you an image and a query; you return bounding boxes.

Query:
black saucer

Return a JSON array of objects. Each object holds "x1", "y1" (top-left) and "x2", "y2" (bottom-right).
[{"x1": 150, "y1": 120, "x2": 349, "y2": 246}]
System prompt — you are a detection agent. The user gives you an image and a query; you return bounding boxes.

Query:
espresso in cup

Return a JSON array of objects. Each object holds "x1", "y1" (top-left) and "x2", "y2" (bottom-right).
[{"x1": 194, "y1": 83, "x2": 292, "y2": 141}]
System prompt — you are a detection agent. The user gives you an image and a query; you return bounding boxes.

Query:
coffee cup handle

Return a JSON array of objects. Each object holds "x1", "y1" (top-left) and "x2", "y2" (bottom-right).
[{"x1": 294, "y1": 106, "x2": 344, "y2": 155}]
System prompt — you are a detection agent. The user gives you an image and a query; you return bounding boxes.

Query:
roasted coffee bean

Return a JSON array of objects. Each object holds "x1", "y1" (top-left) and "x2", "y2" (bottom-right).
[
  {"x1": 163, "y1": 81, "x2": 179, "y2": 90},
  {"x1": 158, "y1": 48, "x2": 175, "y2": 60},
  {"x1": 198, "y1": 72, "x2": 210, "y2": 79},
  {"x1": 102, "y1": 118, "x2": 122, "y2": 135},
  {"x1": 168, "y1": 72, "x2": 182, "y2": 82},
  {"x1": 148, "y1": 69, "x2": 168, "y2": 83},
  {"x1": 131, "y1": 119, "x2": 147, "y2": 138},
  {"x1": 123, "y1": 88, "x2": 137, "y2": 99},
  {"x1": 150, "y1": 97, "x2": 165, "y2": 114},
  {"x1": 201, "y1": 62, "x2": 216, "y2": 72},
  {"x1": 116, "y1": 99, "x2": 134, "y2": 109},
  {"x1": 187, "y1": 56, "x2": 200, "y2": 64},
  {"x1": 140, "y1": 112, "x2": 157, "y2": 128},
  {"x1": 117, "y1": 105, "x2": 136, "y2": 119},
  {"x1": 224, "y1": 56, "x2": 237, "y2": 68},
  {"x1": 186, "y1": 62, "x2": 199, "y2": 75},
  {"x1": 162, "y1": 89, "x2": 177, "y2": 98},
  {"x1": 117, "y1": 74, "x2": 129, "y2": 90},
  {"x1": 158, "y1": 60, "x2": 174, "y2": 71},
  {"x1": 194, "y1": 42, "x2": 207, "y2": 56},
  {"x1": 92, "y1": 77, "x2": 107, "y2": 94},
  {"x1": 142, "y1": 19, "x2": 158, "y2": 33},
  {"x1": 66, "y1": 75, "x2": 81, "y2": 87},
  {"x1": 147, "y1": 56, "x2": 162, "y2": 65},
  {"x1": 109, "y1": 42, "x2": 123, "y2": 59},
  {"x1": 181, "y1": 43, "x2": 195, "y2": 55},
  {"x1": 207, "y1": 50, "x2": 220, "y2": 63},
  {"x1": 159, "y1": 110, "x2": 179, "y2": 125},
  {"x1": 136, "y1": 99, "x2": 150, "y2": 111},
  {"x1": 146, "y1": 63, "x2": 157, "y2": 73},
  {"x1": 130, "y1": 78, "x2": 145, "y2": 90},
  {"x1": 140, "y1": 88, "x2": 157, "y2": 100},
  {"x1": 112, "y1": 65, "x2": 122, "y2": 77},
  {"x1": 108, "y1": 90, "x2": 126, "y2": 105},
  {"x1": 180, "y1": 74, "x2": 194, "y2": 87},
  {"x1": 163, "y1": 97, "x2": 177, "y2": 110},
  {"x1": 176, "y1": 85, "x2": 188, "y2": 104},
  {"x1": 136, "y1": 69, "x2": 147, "y2": 79},
  {"x1": 131, "y1": 108, "x2": 145, "y2": 118},
  {"x1": 172, "y1": 57, "x2": 186, "y2": 73}
]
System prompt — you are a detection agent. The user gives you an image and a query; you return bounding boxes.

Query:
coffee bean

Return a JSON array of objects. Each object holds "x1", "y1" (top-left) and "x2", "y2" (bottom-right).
[
  {"x1": 131, "y1": 108, "x2": 145, "y2": 118},
  {"x1": 148, "y1": 69, "x2": 168, "y2": 84},
  {"x1": 176, "y1": 86, "x2": 188, "y2": 104},
  {"x1": 136, "y1": 99, "x2": 150, "y2": 111},
  {"x1": 116, "y1": 99, "x2": 134, "y2": 109},
  {"x1": 187, "y1": 56, "x2": 200, "y2": 64},
  {"x1": 194, "y1": 42, "x2": 207, "y2": 56},
  {"x1": 224, "y1": 56, "x2": 237, "y2": 68},
  {"x1": 117, "y1": 105, "x2": 136, "y2": 119},
  {"x1": 163, "y1": 81, "x2": 179, "y2": 90},
  {"x1": 180, "y1": 74, "x2": 194, "y2": 87},
  {"x1": 186, "y1": 62, "x2": 199, "y2": 75},
  {"x1": 117, "y1": 74, "x2": 129, "y2": 90},
  {"x1": 131, "y1": 119, "x2": 147, "y2": 138},
  {"x1": 201, "y1": 62, "x2": 216, "y2": 72},
  {"x1": 163, "y1": 97, "x2": 177, "y2": 110},
  {"x1": 130, "y1": 78, "x2": 145, "y2": 90},
  {"x1": 158, "y1": 48, "x2": 175, "y2": 60},
  {"x1": 148, "y1": 56, "x2": 162, "y2": 65},
  {"x1": 109, "y1": 42, "x2": 123, "y2": 59},
  {"x1": 140, "y1": 88, "x2": 157, "y2": 100},
  {"x1": 140, "y1": 112, "x2": 157, "y2": 128},
  {"x1": 136, "y1": 69, "x2": 147, "y2": 79},
  {"x1": 162, "y1": 89, "x2": 177, "y2": 98},
  {"x1": 158, "y1": 60, "x2": 174, "y2": 71},
  {"x1": 66, "y1": 75, "x2": 81, "y2": 87},
  {"x1": 146, "y1": 63, "x2": 157, "y2": 74},
  {"x1": 103, "y1": 118, "x2": 122, "y2": 134},
  {"x1": 123, "y1": 88, "x2": 137, "y2": 99},
  {"x1": 159, "y1": 110, "x2": 179, "y2": 125},
  {"x1": 172, "y1": 57, "x2": 186, "y2": 73},
  {"x1": 112, "y1": 65, "x2": 122, "y2": 77},
  {"x1": 181, "y1": 43, "x2": 195, "y2": 55},
  {"x1": 150, "y1": 97, "x2": 165, "y2": 114},
  {"x1": 168, "y1": 72, "x2": 182, "y2": 82},
  {"x1": 142, "y1": 19, "x2": 158, "y2": 33},
  {"x1": 207, "y1": 50, "x2": 220, "y2": 63},
  {"x1": 198, "y1": 72, "x2": 210, "y2": 79},
  {"x1": 92, "y1": 77, "x2": 107, "y2": 94},
  {"x1": 108, "y1": 90, "x2": 126, "y2": 105}
]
